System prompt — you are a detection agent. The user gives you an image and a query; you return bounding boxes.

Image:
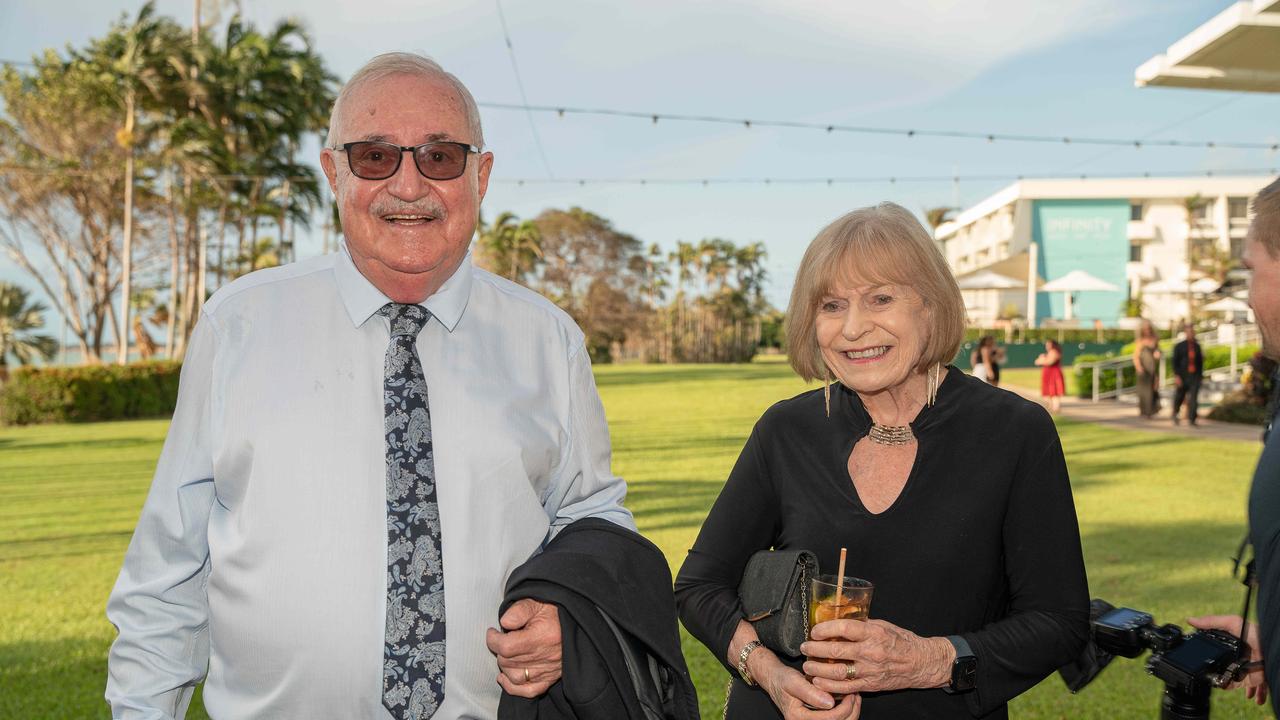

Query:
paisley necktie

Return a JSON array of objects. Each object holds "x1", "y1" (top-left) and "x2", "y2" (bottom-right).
[{"x1": 379, "y1": 302, "x2": 445, "y2": 719}]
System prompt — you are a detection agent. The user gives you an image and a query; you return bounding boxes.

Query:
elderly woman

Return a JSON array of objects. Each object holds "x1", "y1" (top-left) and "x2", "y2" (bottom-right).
[{"x1": 674, "y1": 203, "x2": 1088, "y2": 720}]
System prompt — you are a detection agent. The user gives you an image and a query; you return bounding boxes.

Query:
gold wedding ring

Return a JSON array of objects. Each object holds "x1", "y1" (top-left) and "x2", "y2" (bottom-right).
[
  {"x1": 844, "y1": 662, "x2": 857, "y2": 680},
  {"x1": 523, "y1": 667, "x2": 531, "y2": 683}
]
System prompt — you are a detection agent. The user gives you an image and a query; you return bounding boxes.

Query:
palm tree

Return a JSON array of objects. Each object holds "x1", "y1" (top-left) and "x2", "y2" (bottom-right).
[
  {"x1": 160, "y1": 14, "x2": 333, "y2": 355},
  {"x1": 0, "y1": 283, "x2": 57, "y2": 381},
  {"x1": 924, "y1": 206, "x2": 955, "y2": 233},
  {"x1": 80, "y1": 2, "x2": 176, "y2": 364},
  {"x1": 697, "y1": 238, "x2": 735, "y2": 295},
  {"x1": 1182, "y1": 194, "x2": 1209, "y2": 321},
  {"x1": 479, "y1": 211, "x2": 543, "y2": 282},
  {"x1": 643, "y1": 243, "x2": 669, "y2": 309},
  {"x1": 733, "y1": 241, "x2": 768, "y2": 311},
  {"x1": 670, "y1": 241, "x2": 699, "y2": 298},
  {"x1": 199, "y1": 16, "x2": 332, "y2": 275}
]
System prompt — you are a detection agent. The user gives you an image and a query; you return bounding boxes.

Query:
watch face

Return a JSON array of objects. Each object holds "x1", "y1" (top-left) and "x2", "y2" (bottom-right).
[{"x1": 952, "y1": 657, "x2": 977, "y2": 691}]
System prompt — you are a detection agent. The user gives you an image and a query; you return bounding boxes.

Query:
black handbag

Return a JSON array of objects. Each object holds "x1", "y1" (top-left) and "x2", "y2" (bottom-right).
[{"x1": 737, "y1": 549, "x2": 818, "y2": 658}]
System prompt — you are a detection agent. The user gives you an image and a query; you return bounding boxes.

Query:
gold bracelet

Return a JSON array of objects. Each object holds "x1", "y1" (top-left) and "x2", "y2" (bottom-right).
[{"x1": 737, "y1": 640, "x2": 763, "y2": 687}]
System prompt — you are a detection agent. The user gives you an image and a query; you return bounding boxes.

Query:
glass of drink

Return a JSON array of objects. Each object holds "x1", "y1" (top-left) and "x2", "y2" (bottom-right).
[{"x1": 806, "y1": 575, "x2": 873, "y2": 702}]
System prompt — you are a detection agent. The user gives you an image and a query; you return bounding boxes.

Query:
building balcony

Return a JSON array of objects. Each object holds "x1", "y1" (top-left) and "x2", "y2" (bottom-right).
[
  {"x1": 1127, "y1": 220, "x2": 1156, "y2": 240},
  {"x1": 1126, "y1": 262, "x2": 1156, "y2": 282}
]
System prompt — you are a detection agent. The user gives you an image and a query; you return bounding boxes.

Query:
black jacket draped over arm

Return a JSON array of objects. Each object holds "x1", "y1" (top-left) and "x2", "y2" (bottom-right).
[{"x1": 500, "y1": 518, "x2": 699, "y2": 720}]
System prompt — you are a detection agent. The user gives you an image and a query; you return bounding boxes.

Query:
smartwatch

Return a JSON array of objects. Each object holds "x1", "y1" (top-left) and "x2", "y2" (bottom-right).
[{"x1": 945, "y1": 635, "x2": 977, "y2": 693}]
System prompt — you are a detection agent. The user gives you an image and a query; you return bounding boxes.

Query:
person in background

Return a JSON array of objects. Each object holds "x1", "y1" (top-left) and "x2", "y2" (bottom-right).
[
  {"x1": 1133, "y1": 320, "x2": 1162, "y2": 419},
  {"x1": 1035, "y1": 339, "x2": 1065, "y2": 413},
  {"x1": 1171, "y1": 322, "x2": 1204, "y2": 426},
  {"x1": 970, "y1": 335, "x2": 1000, "y2": 386}
]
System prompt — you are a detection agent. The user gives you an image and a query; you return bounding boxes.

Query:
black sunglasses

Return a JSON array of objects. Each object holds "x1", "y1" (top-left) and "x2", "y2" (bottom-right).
[{"x1": 337, "y1": 140, "x2": 481, "y2": 181}]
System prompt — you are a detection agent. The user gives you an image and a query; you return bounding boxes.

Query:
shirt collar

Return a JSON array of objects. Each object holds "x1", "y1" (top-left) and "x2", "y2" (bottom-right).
[{"x1": 334, "y1": 241, "x2": 473, "y2": 332}]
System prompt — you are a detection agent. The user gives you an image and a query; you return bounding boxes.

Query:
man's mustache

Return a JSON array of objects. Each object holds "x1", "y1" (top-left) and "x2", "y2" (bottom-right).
[{"x1": 370, "y1": 199, "x2": 447, "y2": 218}]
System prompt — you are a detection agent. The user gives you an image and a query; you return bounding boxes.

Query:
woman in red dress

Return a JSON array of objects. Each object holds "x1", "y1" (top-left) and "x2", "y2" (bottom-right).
[{"x1": 1036, "y1": 339, "x2": 1065, "y2": 413}]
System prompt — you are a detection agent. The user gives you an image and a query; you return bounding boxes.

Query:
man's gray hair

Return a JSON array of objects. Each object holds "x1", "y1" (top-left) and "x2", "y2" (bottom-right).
[{"x1": 326, "y1": 52, "x2": 484, "y2": 149}]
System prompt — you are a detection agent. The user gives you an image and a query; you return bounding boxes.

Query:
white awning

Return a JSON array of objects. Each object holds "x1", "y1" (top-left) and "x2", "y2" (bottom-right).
[{"x1": 1135, "y1": 1, "x2": 1280, "y2": 93}]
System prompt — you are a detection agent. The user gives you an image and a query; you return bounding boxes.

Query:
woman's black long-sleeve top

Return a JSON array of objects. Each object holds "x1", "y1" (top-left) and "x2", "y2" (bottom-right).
[{"x1": 674, "y1": 367, "x2": 1089, "y2": 719}]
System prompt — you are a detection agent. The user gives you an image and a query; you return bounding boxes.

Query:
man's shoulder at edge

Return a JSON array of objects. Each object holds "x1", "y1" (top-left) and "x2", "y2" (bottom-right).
[
  {"x1": 468, "y1": 264, "x2": 586, "y2": 349},
  {"x1": 201, "y1": 252, "x2": 338, "y2": 319}
]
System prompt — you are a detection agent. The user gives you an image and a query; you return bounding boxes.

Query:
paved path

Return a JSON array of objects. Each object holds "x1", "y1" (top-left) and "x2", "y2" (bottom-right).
[{"x1": 1003, "y1": 384, "x2": 1265, "y2": 443}]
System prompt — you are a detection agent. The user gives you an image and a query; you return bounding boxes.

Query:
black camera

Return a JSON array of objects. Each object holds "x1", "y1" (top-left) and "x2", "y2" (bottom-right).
[{"x1": 1060, "y1": 600, "x2": 1250, "y2": 720}]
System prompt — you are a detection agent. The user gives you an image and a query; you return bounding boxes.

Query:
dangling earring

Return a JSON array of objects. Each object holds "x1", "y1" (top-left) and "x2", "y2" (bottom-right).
[
  {"x1": 823, "y1": 368, "x2": 832, "y2": 419},
  {"x1": 926, "y1": 363, "x2": 941, "y2": 407}
]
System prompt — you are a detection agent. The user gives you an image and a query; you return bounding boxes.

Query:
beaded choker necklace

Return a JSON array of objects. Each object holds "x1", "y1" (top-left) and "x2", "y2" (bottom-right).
[{"x1": 868, "y1": 423, "x2": 915, "y2": 446}]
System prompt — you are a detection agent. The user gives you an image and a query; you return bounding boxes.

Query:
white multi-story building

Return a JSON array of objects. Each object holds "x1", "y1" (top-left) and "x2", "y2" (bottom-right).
[{"x1": 935, "y1": 176, "x2": 1271, "y2": 328}]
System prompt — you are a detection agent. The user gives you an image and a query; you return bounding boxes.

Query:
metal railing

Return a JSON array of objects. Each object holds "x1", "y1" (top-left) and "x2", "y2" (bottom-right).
[{"x1": 1074, "y1": 324, "x2": 1259, "y2": 402}]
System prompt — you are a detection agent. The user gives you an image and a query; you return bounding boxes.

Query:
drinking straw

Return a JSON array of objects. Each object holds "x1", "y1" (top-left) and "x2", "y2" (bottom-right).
[{"x1": 835, "y1": 547, "x2": 848, "y2": 607}]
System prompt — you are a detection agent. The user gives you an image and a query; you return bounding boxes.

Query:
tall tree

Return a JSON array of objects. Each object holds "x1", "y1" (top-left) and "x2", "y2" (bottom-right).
[
  {"x1": 0, "y1": 282, "x2": 57, "y2": 380},
  {"x1": 662, "y1": 237, "x2": 770, "y2": 363},
  {"x1": 924, "y1": 206, "x2": 955, "y2": 232},
  {"x1": 531, "y1": 207, "x2": 646, "y2": 361},
  {"x1": 164, "y1": 13, "x2": 333, "y2": 355},
  {"x1": 1183, "y1": 194, "x2": 1209, "y2": 321},
  {"x1": 0, "y1": 53, "x2": 134, "y2": 362},
  {"x1": 78, "y1": 2, "x2": 180, "y2": 364},
  {"x1": 477, "y1": 211, "x2": 543, "y2": 283},
  {"x1": 1, "y1": 8, "x2": 335, "y2": 364}
]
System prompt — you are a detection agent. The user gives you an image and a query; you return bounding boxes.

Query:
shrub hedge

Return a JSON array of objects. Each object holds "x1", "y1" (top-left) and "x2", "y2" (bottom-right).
[
  {"x1": 0, "y1": 361, "x2": 182, "y2": 425},
  {"x1": 962, "y1": 327, "x2": 1152, "y2": 344},
  {"x1": 1207, "y1": 395, "x2": 1270, "y2": 427}
]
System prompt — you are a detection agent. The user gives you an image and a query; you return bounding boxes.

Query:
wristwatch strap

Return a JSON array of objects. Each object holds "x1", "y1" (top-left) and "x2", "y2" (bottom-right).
[
  {"x1": 947, "y1": 634, "x2": 975, "y2": 659},
  {"x1": 945, "y1": 635, "x2": 977, "y2": 694}
]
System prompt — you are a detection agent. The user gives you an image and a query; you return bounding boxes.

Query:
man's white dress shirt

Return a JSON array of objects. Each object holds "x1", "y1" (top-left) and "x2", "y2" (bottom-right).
[{"x1": 105, "y1": 245, "x2": 634, "y2": 719}]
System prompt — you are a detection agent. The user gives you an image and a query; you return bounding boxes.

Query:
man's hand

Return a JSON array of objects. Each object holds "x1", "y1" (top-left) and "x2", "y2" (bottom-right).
[
  {"x1": 1188, "y1": 615, "x2": 1268, "y2": 706},
  {"x1": 485, "y1": 598, "x2": 563, "y2": 698}
]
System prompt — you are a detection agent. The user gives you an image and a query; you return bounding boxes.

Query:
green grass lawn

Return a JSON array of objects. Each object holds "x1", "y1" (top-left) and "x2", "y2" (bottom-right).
[
  {"x1": 0, "y1": 359, "x2": 1268, "y2": 719},
  {"x1": 997, "y1": 366, "x2": 1080, "y2": 398}
]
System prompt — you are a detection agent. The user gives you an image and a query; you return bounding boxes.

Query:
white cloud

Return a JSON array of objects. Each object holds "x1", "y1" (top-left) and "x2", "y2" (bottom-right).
[{"x1": 233, "y1": 0, "x2": 1155, "y2": 118}]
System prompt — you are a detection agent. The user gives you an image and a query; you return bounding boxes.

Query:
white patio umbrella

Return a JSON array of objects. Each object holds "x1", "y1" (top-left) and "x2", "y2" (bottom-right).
[
  {"x1": 1040, "y1": 270, "x2": 1119, "y2": 320},
  {"x1": 1201, "y1": 296, "x2": 1251, "y2": 314},
  {"x1": 955, "y1": 270, "x2": 1025, "y2": 290},
  {"x1": 1143, "y1": 276, "x2": 1220, "y2": 294}
]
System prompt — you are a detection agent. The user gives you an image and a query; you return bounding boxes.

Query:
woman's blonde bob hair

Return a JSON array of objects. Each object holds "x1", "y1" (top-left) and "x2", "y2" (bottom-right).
[{"x1": 786, "y1": 202, "x2": 966, "y2": 382}]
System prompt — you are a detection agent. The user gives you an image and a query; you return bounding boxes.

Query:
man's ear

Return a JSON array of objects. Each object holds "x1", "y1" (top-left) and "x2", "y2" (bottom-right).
[
  {"x1": 475, "y1": 151, "x2": 494, "y2": 204},
  {"x1": 320, "y1": 148, "x2": 340, "y2": 195}
]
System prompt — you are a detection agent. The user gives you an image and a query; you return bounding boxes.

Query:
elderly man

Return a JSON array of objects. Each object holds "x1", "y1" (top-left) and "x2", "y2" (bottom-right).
[
  {"x1": 1189, "y1": 176, "x2": 1280, "y2": 714},
  {"x1": 106, "y1": 53, "x2": 633, "y2": 720}
]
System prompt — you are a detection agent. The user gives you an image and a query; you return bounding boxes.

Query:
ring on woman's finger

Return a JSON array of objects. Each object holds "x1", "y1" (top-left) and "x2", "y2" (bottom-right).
[
  {"x1": 523, "y1": 667, "x2": 530, "y2": 683},
  {"x1": 843, "y1": 662, "x2": 857, "y2": 681}
]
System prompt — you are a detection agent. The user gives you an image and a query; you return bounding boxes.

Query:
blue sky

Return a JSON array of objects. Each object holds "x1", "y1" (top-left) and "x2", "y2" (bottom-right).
[{"x1": 2, "y1": 0, "x2": 1277, "y2": 310}]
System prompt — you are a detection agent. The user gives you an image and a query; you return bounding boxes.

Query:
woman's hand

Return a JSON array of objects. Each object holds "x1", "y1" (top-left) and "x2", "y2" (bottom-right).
[
  {"x1": 726, "y1": 619, "x2": 860, "y2": 719},
  {"x1": 754, "y1": 650, "x2": 861, "y2": 720},
  {"x1": 801, "y1": 619, "x2": 953, "y2": 695}
]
